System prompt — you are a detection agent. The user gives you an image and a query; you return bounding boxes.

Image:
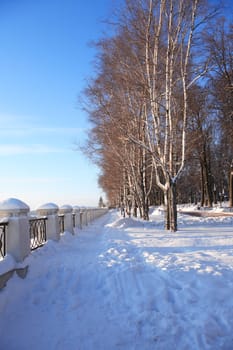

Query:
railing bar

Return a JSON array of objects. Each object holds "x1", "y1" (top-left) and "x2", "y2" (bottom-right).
[
  {"x1": 29, "y1": 217, "x2": 47, "y2": 251},
  {"x1": 0, "y1": 222, "x2": 8, "y2": 259},
  {"x1": 58, "y1": 214, "x2": 65, "y2": 233}
]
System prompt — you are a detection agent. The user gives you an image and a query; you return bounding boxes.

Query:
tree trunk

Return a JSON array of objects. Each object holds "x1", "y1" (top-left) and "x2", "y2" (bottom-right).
[
  {"x1": 143, "y1": 198, "x2": 149, "y2": 221},
  {"x1": 230, "y1": 164, "x2": 233, "y2": 207},
  {"x1": 203, "y1": 148, "x2": 213, "y2": 207},
  {"x1": 200, "y1": 163, "x2": 205, "y2": 207},
  {"x1": 200, "y1": 148, "x2": 213, "y2": 207},
  {"x1": 164, "y1": 190, "x2": 170, "y2": 230},
  {"x1": 164, "y1": 180, "x2": 178, "y2": 231},
  {"x1": 167, "y1": 181, "x2": 177, "y2": 232}
]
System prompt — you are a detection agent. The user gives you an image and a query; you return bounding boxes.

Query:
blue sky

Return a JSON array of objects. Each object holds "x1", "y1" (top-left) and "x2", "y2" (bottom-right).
[
  {"x1": 0, "y1": 0, "x2": 118, "y2": 209},
  {"x1": 0, "y1": 1, "x2": 232, "y2": 210}
]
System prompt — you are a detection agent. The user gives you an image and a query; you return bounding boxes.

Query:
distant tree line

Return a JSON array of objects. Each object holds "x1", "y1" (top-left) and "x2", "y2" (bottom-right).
[{"x1": 82, "y1": 0, "x2": 233, "y2": 231}]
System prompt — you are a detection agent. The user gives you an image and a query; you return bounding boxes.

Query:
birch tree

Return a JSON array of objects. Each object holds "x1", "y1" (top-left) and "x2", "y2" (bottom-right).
[
  {"x1": 82, "y1": 0, "x2": 219, "y2": 230},
  {"x1": 118, "y1": 0, "x2": 215, "y2": 230}
]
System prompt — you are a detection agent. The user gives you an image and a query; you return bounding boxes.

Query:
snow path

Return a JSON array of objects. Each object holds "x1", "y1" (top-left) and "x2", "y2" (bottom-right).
[{"x1": 1, "y1": 209, "x2": 233, "y2": 349}]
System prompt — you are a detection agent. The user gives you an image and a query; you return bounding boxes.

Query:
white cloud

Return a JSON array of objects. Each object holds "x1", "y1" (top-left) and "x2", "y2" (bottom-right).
[
  {"x1": 0, "y1": 113, "x2": 34, "y2": 128},
  {"x1": 0, "y1": 176, "x2": 67, "y2": 184},
  {"x1": 0, "y1": 144, "x2": 67, "y2": 155},
  {"x1": 0, "y1": 113, "x2": 86, "y2": 136},
  {"x1": 0, "y1": 126, "x2": 85, "y2": 137}
]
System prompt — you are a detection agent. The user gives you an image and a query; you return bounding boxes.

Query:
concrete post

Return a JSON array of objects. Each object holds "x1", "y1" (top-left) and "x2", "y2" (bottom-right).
[
  {"x1": 94, "y1": 209, "x2": 98, "y2": 219},
  {"x1": 59, "y1": 205, "x2": 74, "y2": 234},
  {"x1": 80, "y1": 210, "x2": 83, "y2": 229},
  {"x1": 86, "y1": 208, "x2": 91, "y2": 224},
  {"x1": 36, "y1": 203, "x2": 60, "y2": 241},
  {"x1": 86, "y1": 208, "x2": 90, "y2": 225},
  {"x1": 81, "y1": 207, "x2": 88, "y2": 226},
  {"x1": 73, "y1": 206, "x2": 81, "y2": 229},
  {"x1": 0, "y1": 198, "x2": 30, "y2": 262},
  {"x1": 90, "y1": 209, "x2": 95, "y2": 222}
]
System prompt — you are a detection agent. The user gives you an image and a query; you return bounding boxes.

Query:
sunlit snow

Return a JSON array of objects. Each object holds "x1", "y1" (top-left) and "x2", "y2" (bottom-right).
[{"x1": 1, "y1": 207, "x2": 233, "y2": 349}]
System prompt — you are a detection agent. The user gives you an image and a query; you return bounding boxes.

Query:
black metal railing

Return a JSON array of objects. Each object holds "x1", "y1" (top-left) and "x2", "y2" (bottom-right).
[
  {"x1": 58, "y1": 214, "x2": 65, "y2": 233},
  {"x1": 29, "y1": 217, "x2": 47, "y2": 250},
  {"x1": 0, "y1": 222, "x2": 8, "y2": 259}
]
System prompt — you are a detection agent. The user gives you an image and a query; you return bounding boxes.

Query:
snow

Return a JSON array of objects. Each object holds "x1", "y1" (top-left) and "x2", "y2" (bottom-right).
[
  {"x1": 0, "y1": 198, "x2": 30, "y2": 211},
  {"x1": 0, "y1": 254, "x2": 16, "y2": 275},
  {"x1": 1, "y1": 208, "x2": 233, "y2": 349},
  {"x1": 37, "y1": 202, "x2": 59, "y2": 210},
  {"x1": 59, "y1": 204, "x2": 73, "y2": 210}
]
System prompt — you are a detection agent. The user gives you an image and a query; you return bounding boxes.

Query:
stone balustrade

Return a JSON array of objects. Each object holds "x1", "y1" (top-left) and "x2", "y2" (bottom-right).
[{"x1": 0, "y1": 198, "x2": 108, "y2": 288}]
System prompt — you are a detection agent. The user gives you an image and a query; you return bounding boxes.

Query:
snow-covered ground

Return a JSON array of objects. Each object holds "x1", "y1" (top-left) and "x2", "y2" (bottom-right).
[{"x1": 1, "y1": 208, "x2": 233, "y2": 350}]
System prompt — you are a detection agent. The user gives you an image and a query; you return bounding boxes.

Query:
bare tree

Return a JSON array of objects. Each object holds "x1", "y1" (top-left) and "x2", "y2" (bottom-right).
[
  {"x1": 81, "y1": 0, "x2": 220, "y2": 230},
  {"x1": 187, "y1": 85, "x2": 216, "y2": 207},
  {"x1": 206, "y1": 18, "x2": 233, "y2": 203},
  {"x1": 118, "y1": 0, "x2": 214, "y2": 230}
]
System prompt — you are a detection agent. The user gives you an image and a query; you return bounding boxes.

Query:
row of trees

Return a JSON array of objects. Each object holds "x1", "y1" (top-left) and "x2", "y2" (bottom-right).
[{"x1": 82, "y1": 0, "x2": 233, "y2": 231}]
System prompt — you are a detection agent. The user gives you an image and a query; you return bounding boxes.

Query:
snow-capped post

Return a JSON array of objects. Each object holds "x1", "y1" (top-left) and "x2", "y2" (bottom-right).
[
  {"x1": 87, "y1": 208, "x2": 93, "y2": 223},
  {"x1": 73, "y1": 206, "x2": 81, "y2": 229},
  {"x1": 59, "y1": 205, "x2": 74, "y2": 234},
  {"x1": 36, "y1": 203, "x2": 60, "y2": 241},
  {"x1": 87, "y1": 208, "x2": 92, "y2": 223},
  {"x1": 92, "y1": 208, "x2": 96, "y2": 221},
  {"x1": 87, "y1": 208, "x2": 92, "y2": 224},
  {"x1": 94, "y1": 208, "x2": 98, "y2": 220},
  {"x1": 81, "y1": 207, "x2": 88, "y2": 226},
  {"x1": 79, "y1": 208, "x2": 83, "y2": 228},
  {"x1": 0, "y1": 198, "x2": 30, "y2": 262}
]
